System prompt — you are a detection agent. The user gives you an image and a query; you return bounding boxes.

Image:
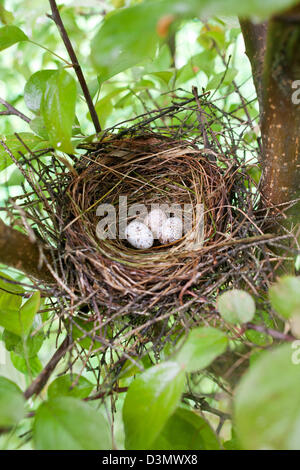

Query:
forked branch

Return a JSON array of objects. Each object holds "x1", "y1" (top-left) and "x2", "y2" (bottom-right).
[{"x1": 0, "y1": 97, "x2": 30, "y2": 123}]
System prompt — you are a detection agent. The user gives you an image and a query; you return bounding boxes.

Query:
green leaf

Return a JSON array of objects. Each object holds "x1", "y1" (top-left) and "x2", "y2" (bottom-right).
[
  {"x1": 41, "y1": 69, "x2": 76, "y2": 153},
  {"x1": 123, "y1": 361, "x2": 185, "y2": 450},
  {"x1": 217, "y1": 289, "x2": 256, "y2": 324},
  {"x1": 29, "y1": 116, "x2": 49, "y2": 140},
  {"x1": 0, "y1": 25, "x2": 27, "y2": 52},
  {"x1": 269, "y1": 276, "x2": 300, "y2": 319},
  {"x1": 245, "y1": 311, "x2": 274, "y2": 346},
  {"x1": 48, "y1": 374, "x2": 94, "y2": 399},
  {"x1": 5, "y1": 167, "x2": 25, "y2": 186},
  {"x1": 206, "y1": 67, "x2": 238, "y2": 90},
  {"x1": 69, "y1": 317, "x2": 104, "y2": 350},
  {"x1": 0, "y1": 376, "x2": 25, "y2": 428},
  {"x1": 0, "y1": 291, "x2": 40, "y2": 337},
  {"x1": 235, "y1": 343, "x2": 300, "y2": 450},
  {"x1": 223, "y1": 430, "x2": 242, "y2": 450},
  {"x1": 245, "y1": 328, "x2": 272, "y2": 346},
  {"x1": 144, "y1": 44, "x2": 172, "y2": 73},
  {"x1": 19, "y1": 291, "x2": 41, "y2": 334},
  {"x1": 94, "y1": 88, "x2": 127, "y2": 128},
  {"x1": 24, "y1": 70, "x2": 56, "y2": 114},
  {"x1": 20, "y1": 291, "x2": 40, "y2": 322},
  {"x1": 172, "y1": 0, "x2": 300, "y2": 19},
  {"x1": 33, "y1": 397, "x2": 111, "y2": 450},
  {"x1": 10, "y1": 351, "x2": 43, "y2": 376},
  {"x1": 0, "y1": 5, "x2": 14, "y2": 25},
  {"x1": 176, "y1": 50, "x2": 216, "y2": 86},
  {"x1": 149, "y1": 70, "x2": 173, "y2": 86},
  {"x1": 91, "y1": 0, "x2": 297, "y2": 83},
  {"x1": 151, "y1": 407, "x2": 220, "y2": 450},
  {"x1": 3, "y1": 328, "x2": 44, "y2": 357},
  {"x1": 0, "y1": 133, "x2": 44, "y2": 172},
  {"x1": 175, "y1": 327, "x2": 228, "y2": 372},
  {"x1": 198, "y1": 24, "x2": 226, "y2": 50},
  {"x1": 0, "y1": 271, "x2": 23, "y2": 311},
  {"x1": 91, "y1": 3, "x2": 162, "y2": 83}
]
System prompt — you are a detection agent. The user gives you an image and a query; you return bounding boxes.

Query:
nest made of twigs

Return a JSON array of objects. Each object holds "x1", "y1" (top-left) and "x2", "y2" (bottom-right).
[
  {"x1": 57, "y1": 132, "x2": 244, "y2": 309},
  {"x1": 5, "y1": 89, "x2": 296, "y2": 394}
]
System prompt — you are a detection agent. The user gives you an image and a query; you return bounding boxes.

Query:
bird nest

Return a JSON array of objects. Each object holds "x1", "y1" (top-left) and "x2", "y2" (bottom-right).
[
  {"x1": 60, "y1": 133, "x2": 234, "y2": 308},
  {"x1": 3, "y1": 90, "x2": 293, "y2": 391}
]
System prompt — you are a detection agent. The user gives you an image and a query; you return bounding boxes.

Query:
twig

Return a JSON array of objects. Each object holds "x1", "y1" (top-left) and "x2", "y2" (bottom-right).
[
  {"x1": 48, "y1": 0, "x2": 101, "y2": 134},
  {"x1": 24, "y1": 336, "x2": 70, "y2": 399},
  {"x1": 192, "y1": 86, "x2": 210, "y2": 148},
  {"x1": 85, "y1": 386, "x2": 128, "y2": 401},
  {"x1": 246, "y1": 323, "x2": 295, "y2": 342},
  {"x1": 0, "y1": 97, "x2": 30, "y2": 123},
  {"x1": 183, "y1": 393, "x2": 231, "y2": 420}
]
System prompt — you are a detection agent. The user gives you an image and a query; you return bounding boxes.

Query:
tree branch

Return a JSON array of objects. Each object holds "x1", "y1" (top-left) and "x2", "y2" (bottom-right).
[
  {"x1": 0, "y1": 218, "x2": 53, "y2": 282},
  {"x1": 0, "y1": 97, "x2": 31, "y2": 123},
  {"x1": 246, "y1": 323, "x2": 295, "y2": 342},
  {"x1": 48, "y1": 0, "x2": 101, "y2": 134},
  {"x1": 240, "y1": 9, "x2": 300, "y2": 224},
  {"x1": 24, "y1": 336, "x2": 70, "y2": 399}
]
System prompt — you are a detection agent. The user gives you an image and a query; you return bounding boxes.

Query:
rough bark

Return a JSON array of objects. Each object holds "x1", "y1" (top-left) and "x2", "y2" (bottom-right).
[
  {"x1": 239, "y1": 20, "x2": 267, "y2": 112},
  {"x1": 260, "y1": 10, "x2": 300, "y2": 217},
  {"x1": 240, "y1": 9, "x2": 300, "y2": 219}
]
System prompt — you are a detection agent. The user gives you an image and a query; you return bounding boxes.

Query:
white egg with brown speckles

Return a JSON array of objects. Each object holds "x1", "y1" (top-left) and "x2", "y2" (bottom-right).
[
  {"x1": 144, "y1": 208, "x2": 167, "y2": 239},
  {"x1": 159, "y1": 217, "x2": 183, "y2": 244},
  {"x1": 125, "y1": 220, "x2": 154, "y2": 249}
]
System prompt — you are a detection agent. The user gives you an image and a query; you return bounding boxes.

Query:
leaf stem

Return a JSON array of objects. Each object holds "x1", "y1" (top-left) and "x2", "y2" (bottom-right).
[{"x1": 28, "y1": 39, "x2": 72, "y2": 65}]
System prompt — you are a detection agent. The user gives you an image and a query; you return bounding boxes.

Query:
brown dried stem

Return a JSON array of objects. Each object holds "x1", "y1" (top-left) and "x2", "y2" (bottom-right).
[
  {"x1": 48, "y1": 0, "x2": 101, "y2": 134},
  {"x1": 24, "y1": 336, "x2": 70, "y2": 399}
]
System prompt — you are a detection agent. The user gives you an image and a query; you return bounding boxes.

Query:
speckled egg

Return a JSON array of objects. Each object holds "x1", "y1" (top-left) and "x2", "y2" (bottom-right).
[
  {"x1": 159, "y1": 217, "x2": 183, "y2": 244},
  {"x1": 144, "y1": 208, "x2": 167, "y2": 239},
  {"x1": 125, "y1": 220, "x2": 154, "y2": 249}
]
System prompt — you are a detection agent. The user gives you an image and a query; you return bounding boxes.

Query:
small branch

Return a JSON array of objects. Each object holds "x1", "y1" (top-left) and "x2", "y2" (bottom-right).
[
  {"x1": 84, "y1": 386, "x2": 128, "y2": 401},
  {"x1": 183, "y1": 393, "x2": 231, "y2": 420},
  {"x1": 246, "y1": 323, "x2": 295, "y2": 342},
  {"x1": 24, "y1": 336, "x2": 70, "y2": 399},
  {"x1": 192, "y1": 86, "x2": 210, "y2": 149},
  {"x1": 48, "y1": 0, "x2": 101, "y2": 134},
  {"x1": 0, "y1": 97, "x2": 30, "y2": 124}
]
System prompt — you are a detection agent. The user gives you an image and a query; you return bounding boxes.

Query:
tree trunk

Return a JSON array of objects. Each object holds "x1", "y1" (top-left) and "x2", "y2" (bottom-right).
[{"x1": 240, "y1": 8, "x2": 300, "y2": 219}]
